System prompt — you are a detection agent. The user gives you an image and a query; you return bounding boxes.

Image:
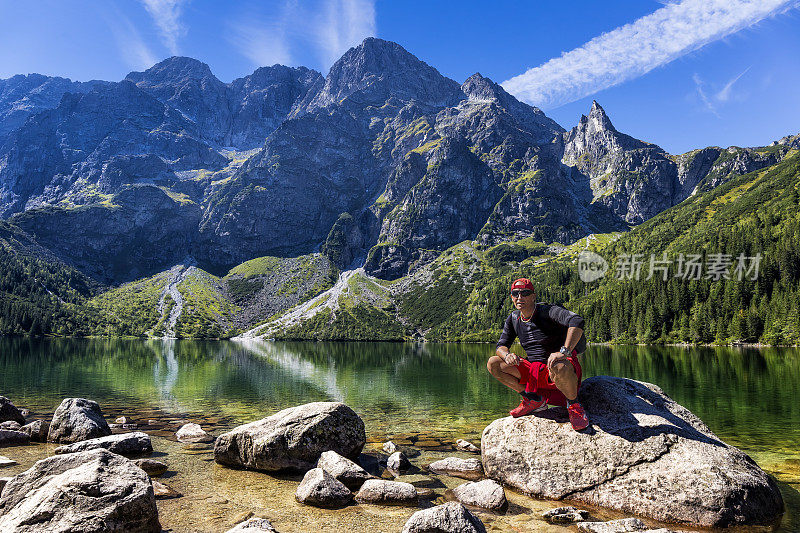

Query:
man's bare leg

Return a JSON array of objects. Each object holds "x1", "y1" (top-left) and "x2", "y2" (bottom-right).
[
  {"x1": 487, "y1": 355, "x2": 525, "y2": 393},
  {"x1": 549, "y1": 360, "x2": 578, "y2": 401}
]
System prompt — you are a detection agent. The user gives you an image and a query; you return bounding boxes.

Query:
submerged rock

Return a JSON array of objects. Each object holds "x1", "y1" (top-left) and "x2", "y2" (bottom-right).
[
  {"x1": 48, "y1": 398, "x2": 111, "y2": 444},
  {"x1": 225, "y1": 517, "x2": 279, "y2": 532},
  {"x1": 152, "y1": 480, "x2": 182, "y2": 499},
  {"x1": 316, "y1": 450, "x2": 371, "y2": 490},
  {"x1": 401, "y1": 502, "x2": 486, "y2": 533},
  {"x1": 0, "y1": 448, "x2": 160, "y2": 532},
  {"x1": 387, "y1": 451, "x2": 411, "y2": 472},
  {"x1": 0, "y1": 456, "x2": 16, "y2": 467},
  {"x1": 355, "y1": 479, "x2": 417, "y2": 505},
  {"x1": 134, "y1": 458, "x2": 168, "y2": 477},
  {"x1": 482, "y1": 376, "x2": 784, "y2": 527},
  {"x1": 576, "y1": 517, "x2": 648, "y2": 532},
  {"x1": 176, "y1": 423, "x2": 214, "y2": 443},
  {"x1": 295, "y1": 467, "x2": 352, "y2": 508},
  {"x1": 214, "y1": 402, "x2": 365, "y2": 472},
  {"x1": 55, "y1": 431, "x2": 153, "y2": 456},
  {"x1": 20, "y1": 420, "x2": 50, "y2": 442},
  {"x1": 451, "y1": 479, "x2": 507, "y2": 511},
  {"x1": 455, "y1": 439, "x2": 480, "y2": 453},
  {"x1": 427, "y1": 457, "x2": 483, "y2": 480},
  {"x1": 0, "y1": 422, "x2": 21, "y2": 431},
  {"x1": 0, "y1": 397, "x2": 25, "y2": 426}
]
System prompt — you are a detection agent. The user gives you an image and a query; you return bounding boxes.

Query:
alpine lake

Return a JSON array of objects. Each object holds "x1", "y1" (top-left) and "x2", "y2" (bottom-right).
[{"x1": 0, "y1": 338, "x2": 798, "y2": 532}]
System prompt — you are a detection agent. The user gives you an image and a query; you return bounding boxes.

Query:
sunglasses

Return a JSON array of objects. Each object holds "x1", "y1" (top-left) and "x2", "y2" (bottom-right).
[{"x1": 511, "y1": 289, "x2": 534, "y2": 297}]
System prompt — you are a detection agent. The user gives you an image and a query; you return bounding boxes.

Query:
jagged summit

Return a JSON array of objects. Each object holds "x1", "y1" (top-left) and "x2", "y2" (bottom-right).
[
  {"x1": 125, "y1": 56, "x2": 217, "y2": 85},
  {"x1": 578, "y1": 100, "x2": 616, "y2": 133},
  {"x1": 300, "y1": 37, "x2": 462, "y2": 112}
]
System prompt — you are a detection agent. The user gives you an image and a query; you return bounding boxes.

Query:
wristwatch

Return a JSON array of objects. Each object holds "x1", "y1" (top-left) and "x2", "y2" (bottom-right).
[{"x1": 559, "y1": 346, "x2": 570, "y2": 356}]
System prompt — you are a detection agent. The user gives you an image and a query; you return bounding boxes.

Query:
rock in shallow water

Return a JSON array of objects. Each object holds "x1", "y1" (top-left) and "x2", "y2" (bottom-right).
[
  {"x1": 0, "y1": 430, "x2": 29, "y2": 448},
  {"x1": 295, "y1": 467, "x2": 352, "y2": 508},
  {"x1": 451, "y1": 479, "x2": 507, "y2": 511},
  {"x1": 427, "y1": 457, "x2": 483, "y2": 480},
  {"x1": 54, "y1": 431, "x2": 153, "y2": 456},
  {"x1": 176, "y1": 422, "x2": 214, "y2": 443},
  {"x1": 542, "y1": 506, "x2": 590, "y2": 523},
  {"x1": 355, "y1": 479, "x2": 417, "y2": 505},
  {"x1": 0, "y1": 456, "x2": 16, "y2": 467},
  {"x1": 576, "y1": 517, "x2": 647, "y2": 532},
  {"x1": 134, "y1": 458, "x2": 168, "y2": 477},
  {"x1": 214, "y1": 402, "x2": 365, "y2": 472},
  {"x1": 152, "y1": 480, "x2": 182, "y2": 499},
  {"x1": 0, "y1": 421, "x2": 21, "y2": 431},
  {"x1": 225, "y1": 517, "x2": 279, "y2": 532},
  {"x1": 0, "y1": 448, "x2": 160, "y2": 532},
  {"x1": 382, "y1": 441, "x2": 398, "y2": 454},
  {"x1": 48, "y1": 398, "x2": 111, "y2": 444},
  {"x1": 0, "y1": 397, "x2": 25, "y2": 426},
  {"x1": 20, "y1": 420, "x2": 49, "y2": 442},
  {"x1": 401, "y1": 502, "x2": 486, "y2": 533},
  {"x1": 317, "y1": 449, "x2": 371, "y2": 490},
  {"x1": 482, "y1": 376, "x2": 784, "y2": 527},
  {"x1": 456, "y1": 439, "x2": 479, "y2": 453},
  {"x1": 387, "y1": 451, "x2": 411, "y2": 472}
]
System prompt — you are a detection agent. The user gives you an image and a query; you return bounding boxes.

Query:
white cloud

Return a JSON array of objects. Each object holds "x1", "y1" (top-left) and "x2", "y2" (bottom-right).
[
  {"x1": 692, "y1": 67, "x2": 750, "y2": 116},
  {"x1": 141, "y1": 0, "x2": 188, "y2": 56},
  {"x1": 106, "y1": 10, "x2": 158, "y2": 71},
  {"x1": 715, "y1": 66, "x2": 750, "y2": 102},
  {"x1": 502, "y1": 0, "x2": 800, "y2": 110},
  {"x1": 227, "y1": 0, "x2": 375, "y2": 72}
]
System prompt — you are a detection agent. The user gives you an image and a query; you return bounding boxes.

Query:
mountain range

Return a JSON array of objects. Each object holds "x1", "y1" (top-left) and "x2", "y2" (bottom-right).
[{"x1": 1, "y1": 37, "x2": 798, "y2": 341}]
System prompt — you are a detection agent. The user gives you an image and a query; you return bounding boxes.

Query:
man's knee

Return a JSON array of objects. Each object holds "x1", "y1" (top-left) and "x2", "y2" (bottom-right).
[
  {"x1": 550, "y1": 360, "x2": 576, "y2": 381},
  {"x1": 487, "y1": 355, "x2": 502, "y2": 374}
]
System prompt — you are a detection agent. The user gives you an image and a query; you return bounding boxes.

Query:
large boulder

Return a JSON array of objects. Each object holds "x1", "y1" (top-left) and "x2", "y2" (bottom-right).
[
  {"x1": 214, "y1": 402, "x2": 365, "y2": 472},
  {"x1": 450, "y1": 479, "x2": 507, "y2": 511},
  {"x1": 0, "y1": 448, "x2": 160, "y2": 532},
  {"x1": 401, "y1": 502, "x2": 486, "y2": 533},
  {"x1": 0, "y1": 397, "x2": 25, "y2": 425},
  {"x1": 0, "y1": 430, "x2": 29, "y2": 447},
  {"x1": 482, "y1": 376, "x2": 784, "y2": 527},
  {"x1": 355, "y1": 479, "x2": 417, "y2": 505},
  {"x1": 54, "y1": 431, "x2": 153, "y2": 456},
  {"x1": 48, "y1": 398, "x2": 111, "y2": 444},
  {"x1": 20, "y1": 420, "x2": 50, "y2": 442}
]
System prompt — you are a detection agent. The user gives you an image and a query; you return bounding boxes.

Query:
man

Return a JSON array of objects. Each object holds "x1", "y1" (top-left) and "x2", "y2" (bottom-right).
[{"x1": 487, "y1": 278, "x2": 590, "y2": 431}]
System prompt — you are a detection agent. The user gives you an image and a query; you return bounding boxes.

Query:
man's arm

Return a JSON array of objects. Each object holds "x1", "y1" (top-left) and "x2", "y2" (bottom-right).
[
  {"x1": 496, "y1": 315, "x2": 520, "y2": 365},
  {"x1": 562, "y1": 326, "x2": 584, "y2": 353},
  {"x1": 546, "y1": 305, "x2": 585, "y2": 369}
]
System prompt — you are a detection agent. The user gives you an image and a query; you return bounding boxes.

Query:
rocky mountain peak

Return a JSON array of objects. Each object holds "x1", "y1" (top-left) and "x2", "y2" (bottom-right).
[
  {"x1": 125, "y1": 56, "x2": 217, "y2": 86},
  {"x1": 301, "y1": 37, "x2": 461, "y2": 112},
  {"x1": 580, "y1": 100, "x2": 616, "y2": 133},
  {"x1": 461, "y1": 72, "x2": 503, "y2": 102}
]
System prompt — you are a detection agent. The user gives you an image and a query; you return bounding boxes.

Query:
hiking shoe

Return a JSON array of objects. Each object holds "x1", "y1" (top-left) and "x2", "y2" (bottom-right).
[
  {"x1": 568, "y1": 402, "x2": 590, "y2": 431},
  {"x1": 510, "y1": 397, "x2": 547, "y2": 417}
]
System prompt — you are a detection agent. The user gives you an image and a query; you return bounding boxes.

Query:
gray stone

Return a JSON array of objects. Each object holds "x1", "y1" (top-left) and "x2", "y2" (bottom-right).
[
  {"x1": 176, "y1": 423, "x2": 213, "y2": 443},
  {"x1": 451, "y1": 479, "x2": 506, "y2": 511},
  {"x1": 20, "y1": 420, "x2": 49, "y2": 442},
  {"x1": 0, "y1": 397, "x2": 25, "y2": 426},
  {"x1": 387, "y1": 451, "x2": 410, "y2": 472},
  {"x1": 0, "y1": 430, "x2": 29, "y2": 447},
  {"x1": 482, "y1": 376, "x2": 784, "y2": 527},
  {"x1": 456, "y1": 439, "x2": 479, "y2": 453},
  {"x1": 295, "y1": 467, "x2": 352, "y2": 508},
  {"x1": 0, "y1": 448, "x2": 160, "y2": 532},
  {"x1": 0, "y1": 421, "x2": 21, "y2": 431},
  {"x1": 577, "y1": 518, "x2": 648, "y2": 532},
  {"x1": 225, "y1": 517, "x2": 279, "y2": 532},
  {"x1": 152, "y1": 480, "x2": 182, "y2": 499},
  {"x1": 401, "y1": 502, "x2": 486, "y2": 533},
  {"x1": 316, "y1": 449, "x2": 371, "y2": 490},
  {"x1": 214, "y1": 402, "x2": 365, "y2": 472},
  {"x1": 48, "y1": 398, "x2": 111, "y2": 444},
  {"x1": 382, "y1": 441, "x2": 399, "y2": 454},
  {"x1": 427, "y1": 457, "x2": 483, "y2": 480},
  {"x1": 55, "y1": 431, "x2": 153, "y2": 456},
  {"x1": 355, "y1": 479, "x2": 417, "y2": 505},
  {"x1": 0, "y1": 477, "x2": 10, "y2": 492},
  {"x1": 133, "y1": 458, "x2": 168, "y2": 477},
  {"x1": 0, "y1": 455, "x2": 16, "y2": 467},
  {"x1": 542, "y1": 506, "x2": 590, "y2": 523}
]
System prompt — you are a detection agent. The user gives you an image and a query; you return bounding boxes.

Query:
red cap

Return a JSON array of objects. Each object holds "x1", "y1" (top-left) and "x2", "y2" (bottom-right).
[{"x1": 511, "y1": 278, "x2": 534, "y2": 291}]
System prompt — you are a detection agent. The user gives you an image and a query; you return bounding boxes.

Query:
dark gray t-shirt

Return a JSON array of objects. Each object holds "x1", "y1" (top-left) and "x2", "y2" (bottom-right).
[{"x1": 496, "y1": 303, "x2": 585, "y2": 363}]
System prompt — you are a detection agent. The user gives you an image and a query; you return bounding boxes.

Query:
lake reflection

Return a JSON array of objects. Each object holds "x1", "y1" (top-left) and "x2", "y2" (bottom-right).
[{"x1": 1, "y1": 338, "x2": 798, "y2": 530}]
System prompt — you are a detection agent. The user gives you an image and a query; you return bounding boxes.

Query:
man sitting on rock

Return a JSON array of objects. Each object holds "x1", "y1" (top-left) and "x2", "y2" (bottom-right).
[{"x1": 487, "y1": 278, "x2": 590, "y2": 431}]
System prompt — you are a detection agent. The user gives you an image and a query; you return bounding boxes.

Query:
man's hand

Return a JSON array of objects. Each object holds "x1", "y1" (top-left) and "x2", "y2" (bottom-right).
[
  {"x1": 547, "y1": 351, "x2": 569, "y2": 372},
  {"x1": 503, "y1": 352, "x2": 521, "y2": 366}
]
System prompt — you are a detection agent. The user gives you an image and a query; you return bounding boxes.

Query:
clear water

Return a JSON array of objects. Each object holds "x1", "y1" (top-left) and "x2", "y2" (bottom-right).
[{"x1": 0, "y1": 338, "x2": 798, "y2": 532}]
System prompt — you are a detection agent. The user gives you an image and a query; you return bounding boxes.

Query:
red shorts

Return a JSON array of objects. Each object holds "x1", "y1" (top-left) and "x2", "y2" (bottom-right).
[{"x1": 517, "y1": 352, "x2": 582, "y2": 407}]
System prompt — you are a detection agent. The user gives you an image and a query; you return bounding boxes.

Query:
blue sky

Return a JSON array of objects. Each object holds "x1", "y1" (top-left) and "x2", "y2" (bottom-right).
[{"x1": 1, "y1": 0, "x2": 799, "y2": 154}]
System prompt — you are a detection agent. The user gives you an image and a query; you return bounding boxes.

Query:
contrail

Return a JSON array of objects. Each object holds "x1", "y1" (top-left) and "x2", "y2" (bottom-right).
[{"x1": 502, "y1": 0, "x2": 799, "y2": 109}]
